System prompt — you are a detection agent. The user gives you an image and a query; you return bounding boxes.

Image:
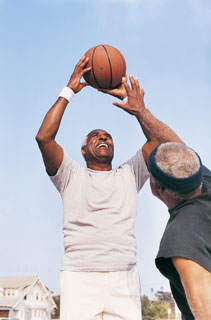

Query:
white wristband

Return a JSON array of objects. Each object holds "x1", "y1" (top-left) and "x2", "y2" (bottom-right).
[{"x1": 59, "y1": 87, "x2": 75, "y2": 102}]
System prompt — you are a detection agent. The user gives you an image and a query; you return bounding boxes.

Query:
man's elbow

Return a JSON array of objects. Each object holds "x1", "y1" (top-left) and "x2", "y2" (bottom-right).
[
  {"x1": 35, "y1": 132, "x2": 52, "y2": 146},
  {"x1": 35, "y1": 132, "x2": 44, "y2": 145}
]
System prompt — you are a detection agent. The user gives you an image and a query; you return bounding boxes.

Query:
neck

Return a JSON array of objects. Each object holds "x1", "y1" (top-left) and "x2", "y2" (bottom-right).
[
  {"x1": 87, "y1": 162, "x2": 112, "y2": 171},
  {"x1": 165, "y1": 187, "x2": 202, "y2": 210}
]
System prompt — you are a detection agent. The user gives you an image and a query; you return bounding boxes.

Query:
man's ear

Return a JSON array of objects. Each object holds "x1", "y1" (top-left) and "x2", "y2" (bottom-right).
[
  {"x1": 156, "y1": 183, "x2": 165, "y2": 196},
  {"x1": 81, "y1": 146, "x2": 86, "y2": 158}
]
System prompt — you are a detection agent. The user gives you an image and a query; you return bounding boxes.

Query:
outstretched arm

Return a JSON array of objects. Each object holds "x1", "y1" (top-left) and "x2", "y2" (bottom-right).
[
  {"x1": 172, "y1": 257, "x2": 211, "y2": 320},
  {"x1": 36, "y1": 56, "x2": 91, "y2": 176},
  {"x1": 113, "y1": 75, "x2": 184, "y2": 164}
]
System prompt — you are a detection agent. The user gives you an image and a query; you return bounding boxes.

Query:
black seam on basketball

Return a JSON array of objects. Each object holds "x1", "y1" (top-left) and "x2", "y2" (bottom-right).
[
  {"x1": 92, "y1": 46, "x2": 101, "y2": 88},
  {"x1": 102, "y1": 45, "x2": 112, "y2": 89}
]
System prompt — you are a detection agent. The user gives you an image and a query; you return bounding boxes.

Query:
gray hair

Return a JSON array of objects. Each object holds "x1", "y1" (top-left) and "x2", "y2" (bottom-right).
[
  {"x1": 81, "y1": 136, "x2": 88, "y2": 148},
  {"x1": 155, "y1": 143, "x2": 200, "y2": 178},
  {"x1": 155, "y1": 143, "x2": 202, "y2": 201}
]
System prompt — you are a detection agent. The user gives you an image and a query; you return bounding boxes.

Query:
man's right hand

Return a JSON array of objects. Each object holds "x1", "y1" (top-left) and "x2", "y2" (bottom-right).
[{"x1": 67, "y1": 56, "x2": 91, "y2": 93}]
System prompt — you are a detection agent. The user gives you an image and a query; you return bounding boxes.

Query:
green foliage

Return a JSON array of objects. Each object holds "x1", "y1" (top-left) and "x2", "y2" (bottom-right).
[
  {"x1": 142, "y1": 295, "x2": 170, "y2": 320},
  {"x1": 51, "y1": 295, "x2": 60, "y2": 319}
]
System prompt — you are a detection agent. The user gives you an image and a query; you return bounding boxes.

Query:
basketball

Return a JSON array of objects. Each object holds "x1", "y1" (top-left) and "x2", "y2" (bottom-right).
[{"x1": 83, "y1": 44, "x2": 126, "y2": 89}]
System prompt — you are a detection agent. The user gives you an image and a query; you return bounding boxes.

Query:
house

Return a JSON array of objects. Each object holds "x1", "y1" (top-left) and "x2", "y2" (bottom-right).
[{"x1": 0, "y1": 276, "x2": 56, "y2": 320}]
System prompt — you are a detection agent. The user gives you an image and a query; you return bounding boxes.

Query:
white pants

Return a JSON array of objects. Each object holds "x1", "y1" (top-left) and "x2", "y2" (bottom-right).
[{"x1": 60, "y1": 266, "x2": 142, "y2": 320}]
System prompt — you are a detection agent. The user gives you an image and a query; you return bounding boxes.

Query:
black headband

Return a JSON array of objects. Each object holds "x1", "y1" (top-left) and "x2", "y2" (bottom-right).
[{"x1": 148, "y1": 145, "x2": 203, "y2": 194}]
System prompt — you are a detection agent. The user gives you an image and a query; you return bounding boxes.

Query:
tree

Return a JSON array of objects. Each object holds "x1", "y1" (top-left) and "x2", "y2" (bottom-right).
[
  {"x1": 155, "y1": 290, "x2": 175, "y2": 314},
  {"x1": 141, "y1": 295, "x2": 170, "y2": 320},
  {"x1": 51, "y1": 295, "x2": 60, "y2": 319}
]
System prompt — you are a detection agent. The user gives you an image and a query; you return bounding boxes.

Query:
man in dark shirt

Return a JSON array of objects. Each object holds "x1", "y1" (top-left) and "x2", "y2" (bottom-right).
[{"x1": 147, "y1": 142, "x2": 211, "y2": 320}]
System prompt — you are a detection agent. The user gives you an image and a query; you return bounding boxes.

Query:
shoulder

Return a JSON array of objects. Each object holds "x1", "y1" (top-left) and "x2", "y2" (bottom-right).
[
  {"x1": 156, "y1": 202, "x2": 211, "y2": 272},
  {"x1": 202, "y1": 165, "x2": 211, "y2": 177},
  {"x1": 202, "y1": 165, "x2": 211, "y2": 190},
  {"x1": 123, "y1": 149, "x2": 148, "y2": 172},
  {"x1": 118, "y1": 149, "x2": 149, "y2": 190},
  {"x1": 51, "y1": 152, "x2": 80, "y2": 176},
  {"x1": 50, "y1": 152, "x2": 83, "y2": 194}
]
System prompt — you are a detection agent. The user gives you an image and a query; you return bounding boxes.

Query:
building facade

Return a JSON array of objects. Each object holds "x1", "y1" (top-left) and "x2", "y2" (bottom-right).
[{"x1": 0, "y1": 276, "x2": 56, "y2": 320}]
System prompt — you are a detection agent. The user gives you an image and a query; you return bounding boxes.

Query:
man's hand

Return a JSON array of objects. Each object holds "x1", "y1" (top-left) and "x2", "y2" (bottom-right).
[
  {"x1": 113, "y1": 75, "x2": 146, "y2": 117},
  {"x1": 67, "y1": 56, "x2": 91, "y2": 93},
  {"x1": 98, "y1": 82, "x2": 127, "y2": 100}
]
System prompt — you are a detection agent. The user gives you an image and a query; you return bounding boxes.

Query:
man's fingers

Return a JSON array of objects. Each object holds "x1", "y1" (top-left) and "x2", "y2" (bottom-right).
[
  {"x1": 82, "y1": 66, "x2": 91, "y2": 75},
  {"x1": 113, "y1": 101, "x2": 126, "y2": 109},
  {"x1": 134, "y1": 78, "x2": 140, "y2": 93},
  {"x1": 98, "y1": 88, "x2": 110, "y2": 94},
  {"x1": 122, "y1": 77, "x2": 131, "y2": 95},
  {"x1": 79, "y1": 55, "x2": 88, "y2": 65},
  {"x1": 129, "y1": 75, "x2": 140, "y2": 93},
  {"x1": 75, "y1": 56, "x2": 89, "y2": 72},
  {"x1": 123, "y1": 74, "x2": 139, "y2": 93},
  {"x1": 80, "y1": 81, "x2": 89, "y2": 89},
  {"x1": 81, "y1": 56, "x2": 89, "y2": 68}
]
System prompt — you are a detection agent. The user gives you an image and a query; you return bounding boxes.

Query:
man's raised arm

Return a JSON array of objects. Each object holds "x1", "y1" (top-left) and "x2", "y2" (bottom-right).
[
  {"x1": 112, "y1": 75, "x2": 184, "y2": 164},
  {"x1": 36, "y1": 56, "x2": 90, "y2": 176}
]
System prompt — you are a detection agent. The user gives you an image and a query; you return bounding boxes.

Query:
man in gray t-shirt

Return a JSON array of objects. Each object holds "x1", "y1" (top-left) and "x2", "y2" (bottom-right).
[{"x1": 36, "y1": 56, "x2": 183, "y2": 320}]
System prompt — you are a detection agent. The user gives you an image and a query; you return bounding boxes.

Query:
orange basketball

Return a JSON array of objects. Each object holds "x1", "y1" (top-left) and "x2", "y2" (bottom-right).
[{"x1": 83, "y1": 44, "x2": 126, "y2": 89}]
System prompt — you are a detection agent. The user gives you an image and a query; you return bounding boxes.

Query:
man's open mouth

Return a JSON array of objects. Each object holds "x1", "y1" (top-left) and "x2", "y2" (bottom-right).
[{"x1": 96, "y1": 143, "x2": 109, "y2": 149}]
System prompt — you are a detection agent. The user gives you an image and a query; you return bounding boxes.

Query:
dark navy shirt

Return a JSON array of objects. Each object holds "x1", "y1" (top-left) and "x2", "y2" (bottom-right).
[{"x1": 156, "y1": 166, "x2": 211, "y2": 320}]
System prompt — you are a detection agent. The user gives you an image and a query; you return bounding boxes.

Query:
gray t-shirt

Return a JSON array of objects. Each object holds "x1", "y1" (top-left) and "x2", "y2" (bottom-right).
[{"x1": 50, "y1": 149, "x2": 149, "y2": 271}]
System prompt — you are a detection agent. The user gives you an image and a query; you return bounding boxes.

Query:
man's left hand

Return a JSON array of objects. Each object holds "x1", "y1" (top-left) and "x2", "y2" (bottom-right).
[
  {"x1": 98, "y1": 82, "x2": 127, "y2": 100},
  {"x1": 112, "y1": 75, "x2": 146, "y2": 117}
]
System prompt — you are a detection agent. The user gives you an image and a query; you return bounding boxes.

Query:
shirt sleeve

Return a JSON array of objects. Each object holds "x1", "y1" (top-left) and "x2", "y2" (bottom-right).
[
  {"x1": 156, "y1": 204, "x2": 211, "y2": 272},
  {"x1": 126, "y1": 149, "x2": 150, "y2": 191},
  {"x1": 49, "y1": 152, "x2": 79, "y2": 195},
  {"x1": 202, "y1": 165, "x2": 211, "y2": 178}
]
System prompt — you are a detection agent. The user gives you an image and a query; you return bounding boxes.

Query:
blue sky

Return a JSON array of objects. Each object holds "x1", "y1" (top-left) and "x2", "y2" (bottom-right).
[{"x1": 0, "y1": 0, "x2": 211, "y2": 297}]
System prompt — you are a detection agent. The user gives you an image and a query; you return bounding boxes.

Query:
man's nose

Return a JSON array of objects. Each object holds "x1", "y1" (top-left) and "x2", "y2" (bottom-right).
[{"x1": 99, "y1": 135, "x2": 107, "y2": 141}]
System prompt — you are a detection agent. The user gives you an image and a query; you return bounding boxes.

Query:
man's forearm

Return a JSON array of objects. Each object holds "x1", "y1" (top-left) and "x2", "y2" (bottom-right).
[
  {"x1": 136, "y1": 107, "x2": 183, "y2": 144},
  {"x1": 173, "y1": 258, "x2": 211, "y2": 320},
  {"x1": 36, "y1": 97, "x2": 69, "y2": 143}
]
